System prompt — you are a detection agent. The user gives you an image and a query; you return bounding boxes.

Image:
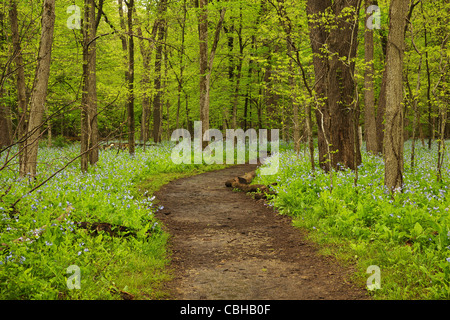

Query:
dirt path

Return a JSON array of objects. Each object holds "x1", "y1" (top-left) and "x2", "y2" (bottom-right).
[{"x1": 154, "y1": 164, "x2": 369, "y2": 300}]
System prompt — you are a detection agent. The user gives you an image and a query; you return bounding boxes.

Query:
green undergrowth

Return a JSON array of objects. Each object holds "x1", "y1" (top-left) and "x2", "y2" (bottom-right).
[
  {"x1": 0, "y1": 141, "x2": 227, "y2": 299},
  {"x1": 255, "y1": 141, "x2": 450, "y2": 299}
]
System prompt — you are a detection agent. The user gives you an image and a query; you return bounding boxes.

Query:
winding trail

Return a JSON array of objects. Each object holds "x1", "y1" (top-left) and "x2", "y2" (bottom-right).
[{"x1": 154, "y1": 164, "x2": 368, "y2": 300}]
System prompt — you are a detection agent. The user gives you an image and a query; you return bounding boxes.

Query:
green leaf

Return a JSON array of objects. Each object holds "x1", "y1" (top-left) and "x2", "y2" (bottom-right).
[{"x1": 414, "y1": 222, "x2": 423, "y2": 235}]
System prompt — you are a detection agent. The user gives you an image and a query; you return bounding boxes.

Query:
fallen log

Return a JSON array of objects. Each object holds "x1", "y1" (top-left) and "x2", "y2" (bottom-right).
[
  {"x1": 238, "y1": 171, "x2": 256, "y2": 184},
  {"x1": 0, "y1": 206, "x2": 74, "y2": 251},
  {"x1": 225, "y1": 170, "x2": 256, "y2": 187},
  {"x1": 76, "y1": 221, "x2": 152, "y2": 238},
  {"x1": 225, "y1": 171, "x2": 276, "y2": 199},
  {"x1": 0, "y1": 206, "x2": 152, "y2": 252}
]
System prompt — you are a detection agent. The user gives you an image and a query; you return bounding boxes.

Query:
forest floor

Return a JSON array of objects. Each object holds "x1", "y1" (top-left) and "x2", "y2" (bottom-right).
[{"x1": 154, "y1": 164, "x2": 369, "y2": 300}]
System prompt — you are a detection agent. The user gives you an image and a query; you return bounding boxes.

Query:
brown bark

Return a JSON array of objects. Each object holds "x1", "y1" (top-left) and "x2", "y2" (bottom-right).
[
  {"x1": 136, "y1": 18, "x2": 156, "y2": 144},
  {"x1": 383, "y1": 0, "x2": 409, "y2": 192},
  {"x1": 306, "y1": 0, "x2": 362, "y2": 171},
  {"x1": 197, "y1": 0, "x2": 226, "y2": 144},
  {"x1": 81, "y1": 0, "x2": 100, "y2": 172},
  {"x1": 176, "y1": 6, "x2": 186, "y2": 129},
  {"x1": 127, "y1": 0, "x2": 135, "y2": 154},
  {"x1": 232, "y1": 40, "x2": 244, "y2": 131},
  {"x1": 9, "y1": 0, "x2": 28, "y2": 149},
  {"x1": 375, "y1": 66, "x2": 387, "y2": 154},
  {"x1": 364, "y1": 0, "x2": 378, "y2": 154},
  {"x1": 152, "y1": 0, "x2": 168, "y2": 143},
  {"x1": 0, "y1": 6, "x2": 12, "y2": 148},
  {"x1": 176, "y1": 0, "x2": 187, "y2": 129},
  {"x1": 198, "y1": 0, "x2": 209, "y2": 141},
  {"x1": 0, "y1": 89, "x2": 12, "y2": 149},
  {"x1": 22, "y1": 0, "x2": 55, "y2": 178},
  {"x1": 9, "y1": 0, "x2": 29, "y2": 174}
]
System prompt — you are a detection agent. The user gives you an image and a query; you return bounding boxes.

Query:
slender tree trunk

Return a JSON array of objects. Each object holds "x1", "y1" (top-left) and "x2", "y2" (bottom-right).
[
  {"x1": 383, "y1": 0, "x2": 409, "y2": 192},
  {"x1": 197, "y1": 0, "x2": 226, "y2": 144},
  {"x1": 232, "y1": 29, "x2": 244, "y2": 131},
  {"x1": 81, "y1": 0, "x2": 100, "y2": 171},
  {"x1": 46, "y1": 105, "x2": 52, "y2": 146},
  {"x1": 0, "y1": 7, "x2": 12, "y2": 149},
  {"x1": 262, "y1": 45, "x2": 279, "y2": 137},
  {"x1": 0, "y1": 87, "x2": 12, "y2": 149},
  {"x1": 127, "y1": 0, "x2": 135, "y2": 154},
  {"x1": 136, "y1": 9, "x2": 157, "y2": 144},
  {"x1": 198, "y1": 0, "x2": 210, "y2": 141},
  {"x1": 117, "y1": 0, "x2": 129, "y2": 148},
  {"x1": 437, "y1": 106, "x2": 447, "y2": 182},
  {"x1": 163, "y1": 32, "x2": 170, "y2": 140},
  {"x1": 406, "y1": 26, "x2": 422, "y2": 169},
  {"x1": 10, "y1": 0, "x2": 29, "y2": 174},
  {"x1": 422, "y1": 7, "x2": 433, "y2": 149},
  {"x1": 364, "y1": 0, "x2": 378, "y2": 154},
  {"x1": 153, "y1": 0, "x2": 168, "y2": 143},
  {"x1": 176, "y1": 0, "x2": 187, "y2": 129},
  {"x1": 243, "y1": 35, "x2": 256, "y2": 131},
  {"x1": 375, "y1": 66, "x2": 387, "y2": 154},
  {"x1": 223, "y1": 20, "x2": 234, "y2": 129},
  {"x1": 286, "y1": 38, "x2": 300, "y2": 154},
  {"x1": 23, "y1": 0, "x2": 55, "y2": 178},
  {"x1": 88, "y1": 1, "x2": 99, "y2": 165}
]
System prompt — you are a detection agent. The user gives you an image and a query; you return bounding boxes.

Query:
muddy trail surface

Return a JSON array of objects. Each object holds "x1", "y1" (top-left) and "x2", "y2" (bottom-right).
[{"x1": 154, "y1": 164, "x2": 369, "y2": 300}]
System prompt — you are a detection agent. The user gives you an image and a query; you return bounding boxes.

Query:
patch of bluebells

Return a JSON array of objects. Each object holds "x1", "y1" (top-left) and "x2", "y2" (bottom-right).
[
  {"x1": 0, "y1": 143, "x2": 177, "y2": 265},
  {"x1": 254, "y1": 140, "x2": 450, "y2": 265},
  {"x1": 0, "y1": 252, "x2": 26, "y2": 265}
]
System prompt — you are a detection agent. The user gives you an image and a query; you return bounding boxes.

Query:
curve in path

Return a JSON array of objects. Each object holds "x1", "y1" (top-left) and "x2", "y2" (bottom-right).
[{"x1": 154, "y1": 164, "x2": 369, "y2": 300}]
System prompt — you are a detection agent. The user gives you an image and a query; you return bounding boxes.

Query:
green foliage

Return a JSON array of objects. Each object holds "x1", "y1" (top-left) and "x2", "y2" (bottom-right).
[
  {"x1": 0, "y1": 142, "x2": 220, "y2": 299},
  {"x1": 255, "y1": 141, "x2": 450, "y2": 299}
]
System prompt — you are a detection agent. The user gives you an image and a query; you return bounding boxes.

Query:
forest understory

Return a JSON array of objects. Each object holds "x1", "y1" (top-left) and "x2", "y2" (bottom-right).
[{"x1": 1, "y1": 0, "x2": 450, "y2": 301}]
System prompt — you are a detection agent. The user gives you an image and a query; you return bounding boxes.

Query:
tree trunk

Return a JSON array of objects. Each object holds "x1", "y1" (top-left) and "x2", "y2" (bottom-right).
[
  {"x1": 198, "y1": 0, "x2": 210, "y2": 142},
  {"x1": 383, "y1": 0, "x2": 409, "y2": 192},
  {"x1": 406, "y1": 32, "x2": 422, "y2": 169},
  {"x1": 364, "y1": 0, "x2": 378, "y2": 154},
  {"x1": 81, "y1": 0, "x2": 100, "y2": 172},
  {"x1": 375, "y1": 67, "x2": 387, "y2": 154},
  {"x1": 422, "y1": 8, "x2": 433, "y2": 149},
  {"x1": 231, "y1": 23, "x2": 244, "y2": 131},
  {"x1": 153, "y1": 0, "x2": 168, "y2": 143},
  {"x1": 10, "y1": 0, "x2": 29, "y2": 174},
  {"x1": 197, "y1": 0, "x2": 226, "y2": 145},
  {"x1": 0, "y1": 7, "x2": 12, "y2": 149},
  {"x1": 127, "y1": 0, "x2": 135, "y2": 154},
  {"x1": 287, "y1": 38, "x2": 300, "y2": 154},
  {"x1": 0, "y1": 88, "x2": 13, "y2": 149},
  {"x1": 243, "y1": 35, "x2": 256, "y2": 131},
  {"x1": 22, "y1": 0, "x2": 55, "y2": 178},
  {"x1": 176, "y1": 0, "x2": 187, "y2": 129},
  {"x1": 223, "y1": 20, "x2": 234, "y2": 128},
  {"x1": 306, "y1": 0, "x2": 362, "y2": 171},
  {"x1": 136, "y1": 8, "x2": 157, "y2": 145},
  {"x1": 88, "y1": 0, "x2": 99, "y2": 165}
]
